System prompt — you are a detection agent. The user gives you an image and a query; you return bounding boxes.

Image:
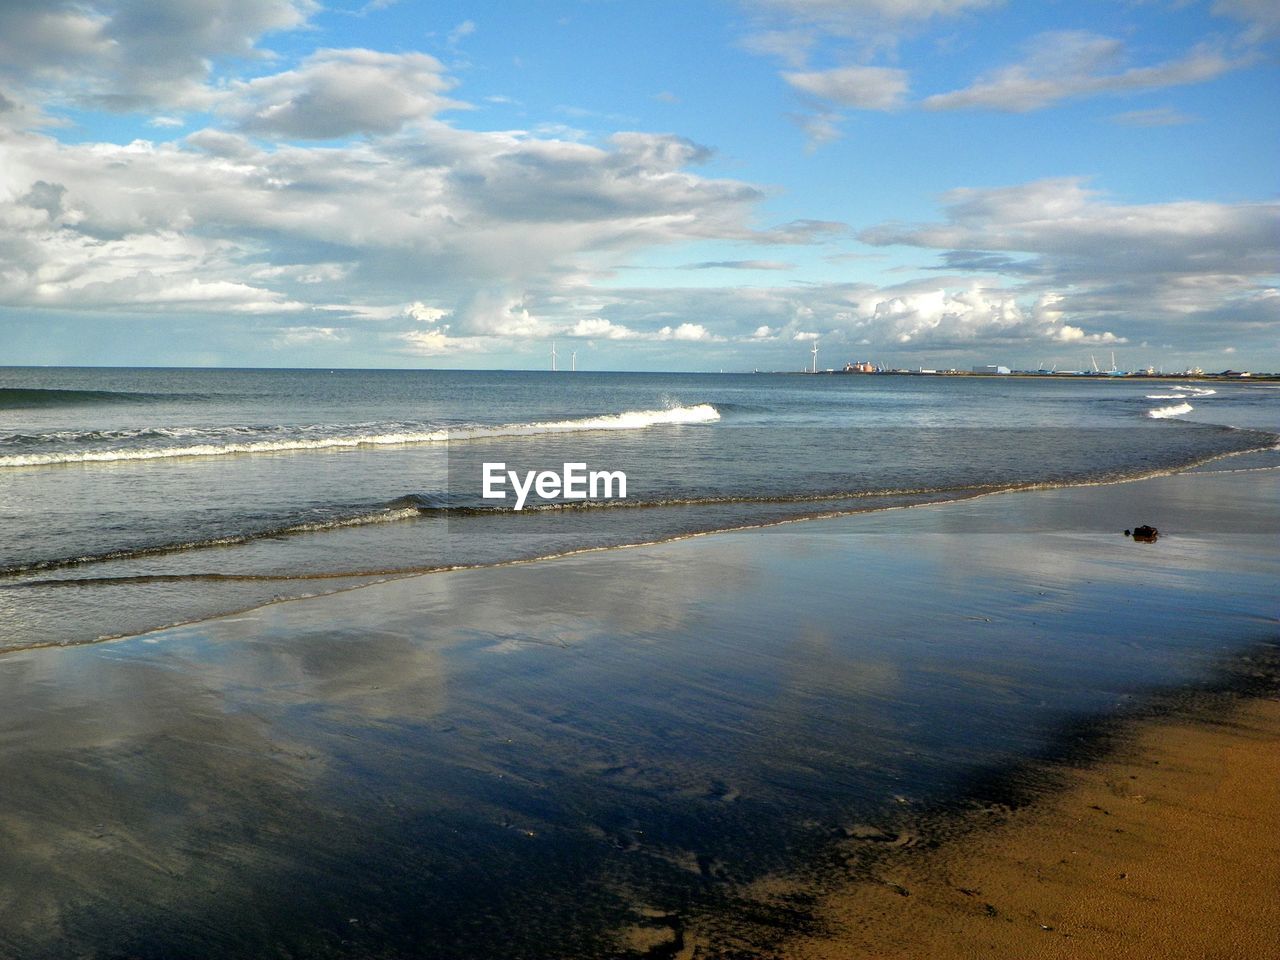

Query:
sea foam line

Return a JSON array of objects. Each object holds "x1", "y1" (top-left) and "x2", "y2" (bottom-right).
[{"x1": 0, "y1": 404, "x2": 720, "y2": 467}]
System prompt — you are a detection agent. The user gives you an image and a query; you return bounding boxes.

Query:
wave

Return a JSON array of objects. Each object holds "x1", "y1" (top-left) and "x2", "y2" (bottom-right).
[
  {"x1": 0, "y1": 500, "x2": 431, "y2": 576},
  {"x1": 1147, "y1": 402, "x2": 1194, "y2": 419},
  {"x1": 0, "y1": 387, "x2": 203, "y2": 409},
  {"x1": 0, "y1": 484, "x2": 966, "y2": 577},
  {"x1": 18, "y1": 474, "x2": 1109, "y2": 579},
  {"x1": 0, "y1": 404, "x2": 721, "y2": 468},
  {"x1": 12, "y1": 443, "x2": 1280, "y2": 596},
  {"x1": 1148, "y1": 385, "x2": 1217, "y2": 400}
]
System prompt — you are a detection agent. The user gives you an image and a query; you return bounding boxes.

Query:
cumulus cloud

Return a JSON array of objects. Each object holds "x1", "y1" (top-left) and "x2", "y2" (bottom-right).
[
  {"x1": 783, "y1": 65, "x2": 908, "y2": 109},
  {"x1": 923, "y1": 32, "x2": 1240, "y2": 112},
  {"x1": 0, "y1": 121, "x2": 769, "y2": 320},
  {"x1": 857, "y1": 178, "x2": 1279, "y2": 349},
  {"x1": 864, "y1": 285, "x2": 1123, "y2": 345},
  {"x1": 0, "y1": 0, "x2": 315, "y2": 110},
  {"x1": 569, "y1": 317, "x2": 639, "y2": 339},
  {"x1": 520, "y1": 279, "x2": 1125, "y2": 357},
  {"x1": 657, "y1": 322, "x2": 721, "y2": 342},
  {"x1": 223, "y1": 49, "x2": 464, "y2": 139}
]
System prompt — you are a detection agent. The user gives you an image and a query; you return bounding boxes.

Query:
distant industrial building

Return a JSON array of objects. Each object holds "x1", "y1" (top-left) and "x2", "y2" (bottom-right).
[
  {"x1": 972, "y1": 365, "x2": 1011, "y2": 375},
  {"x1": 843, "y1": 361, "x2": 877, "y2": 373}
]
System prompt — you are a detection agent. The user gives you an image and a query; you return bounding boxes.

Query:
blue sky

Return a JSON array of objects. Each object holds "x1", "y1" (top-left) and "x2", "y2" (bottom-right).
[{"x1": 0, "y1": 0, "x2": 1276, "y2": 371}]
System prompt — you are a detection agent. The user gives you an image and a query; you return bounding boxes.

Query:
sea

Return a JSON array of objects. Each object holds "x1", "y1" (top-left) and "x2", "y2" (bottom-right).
[
  {"x1": 1, "y1": 366, "x2": 1277, "y2": 652},
  {"x1": 2, "y1": 366, "x2": 1280, "y2": 958}
]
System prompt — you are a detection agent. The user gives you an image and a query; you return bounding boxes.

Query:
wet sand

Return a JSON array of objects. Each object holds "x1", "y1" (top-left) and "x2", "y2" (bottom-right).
[
  {"x1": 781, "y1": 696, "x2": 1280, "y2": 960},
  {"x1": 0, "y1": 465, "x2": 1277, "y2": 958}
]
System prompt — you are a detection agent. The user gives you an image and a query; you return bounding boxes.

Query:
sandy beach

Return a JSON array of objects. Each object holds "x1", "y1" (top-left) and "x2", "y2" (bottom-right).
[
  {"x1": 786, "y1": 695, "x2": 1280, "y2": 960},
  {"x1": 1, "y1": 463, "x2": 1276, "y2": 958}
]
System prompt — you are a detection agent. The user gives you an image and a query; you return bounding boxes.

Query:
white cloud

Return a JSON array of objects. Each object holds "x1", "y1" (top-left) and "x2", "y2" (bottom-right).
[
  {"x1": 856, "y1": 178, "x2": 1278, "y2": 350},
  {"x1": 859, "y1": 178, "x2": 1279, "y2": 286},
  {"x1": 0, "y1": 0, "x2": 315, "y2": 111},
  {"x1": 0, "y1": 118, "x2": 769, "y2": 321},
  {"x1": 447, "y1": 20, "x2": 477, "y2": 46},
  {"x1": 1213, "y1": 0, "x2": 1280, "y2": 41},
  {"x1": 791, "y1": 109, "x2": 845, "y2": 148},
  {"x1": 738, "y1": 29, "x2": 816, "y2": 68},
  {"x1": 406, "y1": 302, "x2": 450, "y2": 324},
  {"x1": 783, "y1": 65, "x2": 908, "y2": 109},
  {"x1": 396, "y1": 328, "x2": 477, "y2": 355},
  {"x1": 1051, "y1": 323, "x2": 1122, "y2": 344},
  {"x1": 569, "y1": 317, "x2": 638, "y2": 339},
  {"x1": 272, "y1": 325, "x2": 346, "y2": 347},
  {"x1": 740, "y1": 0, "x2": 996, "y2": 143},
  {"x1": 223, "y1": 49, "x2": 463, "y2": 139},
  {"x1": 520, "y1": 269, "x2": 1268, "y2": 360},
  {"x1": 923, "y1": 32, "x2": 1241, "y2": 112},
  {"x1": 657, "y1": 322, "x2": 721, "y2": 342}
]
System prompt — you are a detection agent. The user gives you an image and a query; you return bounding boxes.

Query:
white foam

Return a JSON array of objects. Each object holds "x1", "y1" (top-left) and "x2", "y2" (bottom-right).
[
  {"x1": 1147, "y1": 402, "x2": 1194, "y2": 419},
  {"x1": 0, "y1": 404, "x2": 721, "y2": 467}
]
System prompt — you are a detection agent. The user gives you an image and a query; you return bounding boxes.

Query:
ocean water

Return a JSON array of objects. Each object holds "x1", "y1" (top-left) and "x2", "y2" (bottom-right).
[
  {"x1": 1, "y1": 367, "x2": 1277, "y2": 650},
  {"x1": 2, "y1": 367, "x2": 1280, "y2": 958}
]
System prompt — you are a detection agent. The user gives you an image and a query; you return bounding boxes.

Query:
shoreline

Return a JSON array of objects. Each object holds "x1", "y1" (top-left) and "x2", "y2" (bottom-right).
[
  {"x1": 1, "y1": 464, "x2": 1277, "y2": 958},
  {"x1": 644, "y1": 638, "x2": 1280, "y2": 958},
  {"x1": 777, "y1": 686, "x2": 1280, "y2": 960},
  {"x1": 3, "y1": 440, "x2": 1275, "y2": 659}
]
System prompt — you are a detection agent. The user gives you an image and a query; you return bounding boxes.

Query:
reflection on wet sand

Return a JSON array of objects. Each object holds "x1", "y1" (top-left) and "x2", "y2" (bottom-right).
[{"x1": 0, "y1": 469, "x2": 1277, "y2": 958}]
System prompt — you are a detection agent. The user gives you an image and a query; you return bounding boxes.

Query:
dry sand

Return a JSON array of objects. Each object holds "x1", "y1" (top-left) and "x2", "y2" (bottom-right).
[{"x1": 787, "y1": 696, "x2": 1280, "y2": 960}]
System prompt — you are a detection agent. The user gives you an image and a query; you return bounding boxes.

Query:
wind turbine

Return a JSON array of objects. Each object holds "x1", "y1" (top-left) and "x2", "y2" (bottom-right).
[
  {"x1": 571, "y1": 350, "x2": 576, "y2": 372},
  {"x1": 551, "y1": 342, "x2": 558, "y2": 372},
  {"x1": 811, "y1": 341, "x2": 818, "y2": 373}
]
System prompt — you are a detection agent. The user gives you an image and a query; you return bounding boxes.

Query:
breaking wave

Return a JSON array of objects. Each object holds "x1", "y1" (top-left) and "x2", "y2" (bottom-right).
[
  {"x1": 1147, "y1": 402, "x2": 1194, "y2": 419},
  {"x1": 1147, "y1": 385, "x2": 1217, "y2": 400},
  {"x1": 0, "y1": 404, "x2": 721, "y2": 467}
]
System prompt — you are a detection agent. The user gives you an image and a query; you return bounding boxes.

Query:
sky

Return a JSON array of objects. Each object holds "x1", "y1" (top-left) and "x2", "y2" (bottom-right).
[{"x1": 0, "y1": 0, "x2": 1276, "y2": 372}]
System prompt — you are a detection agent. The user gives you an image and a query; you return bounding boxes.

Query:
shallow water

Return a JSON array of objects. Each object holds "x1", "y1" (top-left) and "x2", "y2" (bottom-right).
[
  {"x1": 2, "y1": 369, "x2": 1276, "y2": 649},
  {"x1": 0, "y1": 468, "x2": 1276, "y2": 958}
]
